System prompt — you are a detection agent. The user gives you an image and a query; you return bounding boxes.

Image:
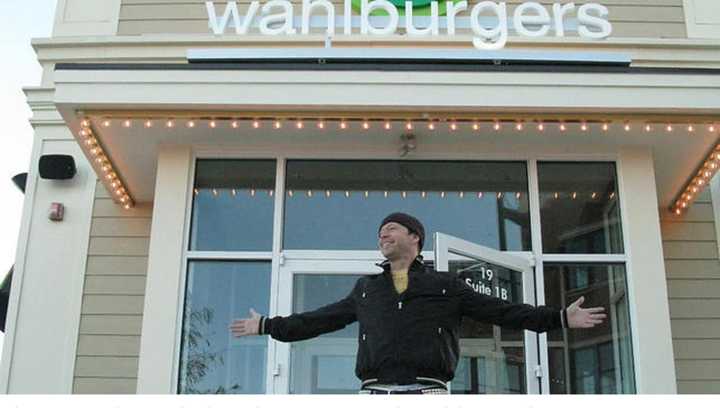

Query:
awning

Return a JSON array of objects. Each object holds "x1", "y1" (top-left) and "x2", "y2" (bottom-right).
[{"x1": 51, "y1": 58, "x2": 720, "y2": 215}]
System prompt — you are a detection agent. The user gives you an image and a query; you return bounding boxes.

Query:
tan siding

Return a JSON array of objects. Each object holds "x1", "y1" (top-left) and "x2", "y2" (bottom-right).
[
  {"x1": 77, "y1": 335, "x2": 142, "y2": 357},
  {"x1": 662, "y1": 190, "x2": 720, "y2": 394},
  {"x1": 91, "y1": 218, "x2": 152, "y2": 237},
  {"x1": 75, "y1": 356, "x2": 140, "y2": 378},
  {"x1": 73, "y1": 378, "x2": 137, "y2": 394},
  {"x1": 677, "y1": 381, "x2": 720, "y2": 394},
  {"x1": 118, "y1": 0, "x2": 687, "y2": 39},
  {"x1": 675, "y1": 360, "x2": 720, "y2": 380},
  {"x1": 79, "y1": 315, "x2": 143, "y2": 336},
  {"x1": 673, "y1": 340, "x2": 720, "y2": 359},
  {"x1": 73, "y1": 181, "x2": 152, "y2": 394}
]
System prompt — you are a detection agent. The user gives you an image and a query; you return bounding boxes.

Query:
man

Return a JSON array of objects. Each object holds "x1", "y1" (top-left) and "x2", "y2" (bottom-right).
[{"x1": 230, "y1": 212, "x2": 607, "y2": 394}]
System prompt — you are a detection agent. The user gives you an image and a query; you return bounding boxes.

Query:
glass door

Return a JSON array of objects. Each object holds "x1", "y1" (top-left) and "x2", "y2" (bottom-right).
[
  {"x1": 434, "y1": 232, "x2": 541, "y2": 394},
  {"x1": 274, "y1": 257, "x2": 380, "y2": 394}
]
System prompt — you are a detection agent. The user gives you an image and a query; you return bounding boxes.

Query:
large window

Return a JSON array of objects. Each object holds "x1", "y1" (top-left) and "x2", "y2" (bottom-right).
[
  {"x1": 178, "y1": 261, "x2": 272, "y2": 394},
  {"x1": 179, "y1": 158, "x2": 636, "y2": 394},
  {"x1": 284, "y1": 160, "x2": 531, "y2": 251},
  {"x1": 543, "y1": 264, "x2": 635, "y2": 394},
  {"x1": 537, "y1": 162, "x2": 623, "y2": 254},
  {"x1": 189, "y1": 160, "x2": 276, "y2": 251},
  {"x1": 537, "y1": 161, "x2": 634, "y2": 394}
]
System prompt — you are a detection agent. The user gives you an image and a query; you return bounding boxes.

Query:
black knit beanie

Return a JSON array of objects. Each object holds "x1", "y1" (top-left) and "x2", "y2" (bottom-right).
[{"x1": 378, "y1": 212, "x2": 425, "y2": 251}]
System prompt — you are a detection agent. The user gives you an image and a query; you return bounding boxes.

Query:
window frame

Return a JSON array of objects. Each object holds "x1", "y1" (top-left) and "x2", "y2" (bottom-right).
[{"x1": 171, "y1": 149, "x2": 635, "y2": 395}]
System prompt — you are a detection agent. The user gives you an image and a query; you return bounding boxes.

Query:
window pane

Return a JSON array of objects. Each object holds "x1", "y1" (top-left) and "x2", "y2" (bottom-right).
[
  {"x1": 538, "y1": 162, "x2": 623, "y2": 254},
  {"x1": 289, "y1": 274, "x2": 362, "y2": 394},
  {"x1": 190, "y1": 160, "x2": 276, "y2": 251},
  {"x1": 284, "y1": 160, "x2": 531, "y2": 251},
  {"x1": 439, "y1": 260, "x2": 526, "y2": 394},
  {"x1": 178, "y1": 261, "x2": 271, "y2": 394},
  {"x1": 544, "y1": 264, "x2": 636, "y2": 394}
]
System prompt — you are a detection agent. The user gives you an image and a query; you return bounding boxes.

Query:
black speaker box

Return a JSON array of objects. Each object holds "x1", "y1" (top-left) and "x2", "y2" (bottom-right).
[{"x1": 39, "y1": 155, "x2": 76, "y2": 180}]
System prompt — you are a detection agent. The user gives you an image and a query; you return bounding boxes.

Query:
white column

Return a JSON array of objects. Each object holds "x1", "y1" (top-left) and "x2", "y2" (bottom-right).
[
  {"x1": 136, "y1": 145, "x2": 192, "y2": 393},
  {"x1": 0, "y1": 131, "x2": 96, "y2": 393},
  {"x1": 618, "y1": 146, "x2": 678, "y2": 393}
]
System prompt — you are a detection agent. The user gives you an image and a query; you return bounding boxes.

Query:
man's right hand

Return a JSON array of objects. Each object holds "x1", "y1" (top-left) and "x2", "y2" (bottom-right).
[{"x1": 229, "y1": 308, "x2": 262, "y2": 337}]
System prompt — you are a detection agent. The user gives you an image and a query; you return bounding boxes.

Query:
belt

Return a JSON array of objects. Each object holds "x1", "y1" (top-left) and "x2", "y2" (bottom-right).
[{"x1": 360, "y1": 377, "x2": 448, "y2": 394}]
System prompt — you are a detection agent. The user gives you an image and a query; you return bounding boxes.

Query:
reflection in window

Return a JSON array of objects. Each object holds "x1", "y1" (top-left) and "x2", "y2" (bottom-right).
[
  {"x1": 538, "y1": 162, "x2": 623, "y2": 254},
  {"x1": 544, "y1": 264, "x2": 635, "y2": 394},
  {"x1": 190, "y1": 160, "x2": 276, "y2": 251},
  {"x1": 290, "y1": 274, "x2": 362, "y2": 394},
  {"x1": 444, "y1": 260, "x2": 526, "y2": 393},
  {"x1": 178, "y1": 261, "x2": 271, "y2": 394},
  {"x1": 284, "y1": 160, "x2": 531, "y2": 251}
]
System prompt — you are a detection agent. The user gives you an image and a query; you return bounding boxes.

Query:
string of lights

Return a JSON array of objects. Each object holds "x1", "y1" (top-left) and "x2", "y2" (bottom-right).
[{"x1": 78, "y1": 116, "x2": 718, "y2": 213}]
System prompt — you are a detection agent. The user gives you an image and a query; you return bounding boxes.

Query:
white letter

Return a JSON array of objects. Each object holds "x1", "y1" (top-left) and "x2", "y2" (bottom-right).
[
  {"x1": 470, "y1": 1, "x2": 508, "y2": 50},
  {"x1": 207, "y1": 1, "x2": 259, "y2": 35},
  {"x1": 361, "y1": 0, "x2": 399, "y2": 35},
  {"x1": 578, "y1": 3, "x2": 612, "y2": 39},
  {"x1": 446, "y1": 1, "x2": 467, "y2": 35},
  {"x1": 302, "y1": 0, "x2": 335, "y2": 35},
  {"x1": 551, "y1": 2, "x2": 574, "y2": 37},
  {"x1": 405, "y1": 1, "x2": 438, "y2": 35},
  {"x1": 259, "y1": 0, "x2": 296, "y2": 35},
  {"x1": 513, "y1": 2, "x2": 550, "y2": 37}
]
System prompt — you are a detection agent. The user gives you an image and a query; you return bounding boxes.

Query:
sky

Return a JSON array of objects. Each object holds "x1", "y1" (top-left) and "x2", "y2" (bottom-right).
[{"x1": 0, "y1": 0, "x2": 58, "y2": 356}]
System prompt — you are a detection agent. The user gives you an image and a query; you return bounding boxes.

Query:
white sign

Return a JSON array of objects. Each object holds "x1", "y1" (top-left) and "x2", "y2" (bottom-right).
[{"x1": 206, "y1": 1, "x2": 612, "y2": 50}]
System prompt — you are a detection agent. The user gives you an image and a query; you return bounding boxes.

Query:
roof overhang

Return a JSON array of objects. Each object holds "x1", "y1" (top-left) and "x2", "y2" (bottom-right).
[{"x1": 52, "y1": 61, "x2": 720, "y2": 214}]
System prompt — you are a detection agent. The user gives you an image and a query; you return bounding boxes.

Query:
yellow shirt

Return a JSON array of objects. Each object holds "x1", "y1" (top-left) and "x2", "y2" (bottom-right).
[{"x1": 391, "y1": 269, "x2": 409, "y2": 294}]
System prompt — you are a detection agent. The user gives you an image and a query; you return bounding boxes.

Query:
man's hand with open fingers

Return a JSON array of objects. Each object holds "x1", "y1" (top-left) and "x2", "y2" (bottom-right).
[
  {"x1": 229, "y1": 308, "x2": 262, "y2": 337},
  {"x1": 566, "y1": 296, "x2": 607, "y2": 329}
]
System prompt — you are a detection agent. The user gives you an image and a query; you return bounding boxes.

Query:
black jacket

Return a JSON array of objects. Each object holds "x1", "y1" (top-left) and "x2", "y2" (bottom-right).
[{"x1": 261, "y1": 256, "x2": 565, "y2": 385}]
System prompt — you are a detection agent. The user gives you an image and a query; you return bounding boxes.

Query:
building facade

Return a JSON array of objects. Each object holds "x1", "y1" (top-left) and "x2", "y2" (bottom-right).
[{"x1": 1, "y1": 0, "x2": 720, "y2": 394}]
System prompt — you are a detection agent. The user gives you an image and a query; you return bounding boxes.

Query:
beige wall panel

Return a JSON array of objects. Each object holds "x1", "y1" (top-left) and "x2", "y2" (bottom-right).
[
  {"x1": 93, "y1": 199, "x2": 152, "y2": 218},
  {"x1": 77, "y1": 335, "x2": 142, "y2": 357},
  {"x1": 120, "y1": 2, "x2": 685, "y2": 22},
  {"x1": 84, "y1": 276, "x2": 147, "y2": 295},
  {"x1": 665, "y1": 259, "x2": 720, "y2": 279},
  {"x1": 79, "y1": 315, "x2": 144, "y2": 336},
  {"x1": 73, "y1": 377, "x2": 137, "y2": 394},
  {"x1": 675, "y1": 360, "x2": 720, "y2": 380},
  {"x1": 86, "y1": 256, "x2": 149, "y2": 276},
  {"x1": 662, "y1": 241, "x2": 719, "y2": 259},
  {"x1": 118, "y1": 0, "x2": 687, "y2": 37},
  {"x1": 91, "y1": 218, "x2": 152, "y2": 237},
  {"x1": 117, "y1": 20, "x2": 687, "y2": 38},
  {"x1": 669, "y1": 299, "x2": 720, "y2": 318},
  {"x1": 75, "y1": 357, "x2": 139, "y2": 378},
  {"x1": 667, "y1": 280, "x2": 720, "y2": 298},
  {"x1": 81, "y1": 295, "x2": 145, "y2": 315},
  {"x1": 661, "y1": 221, "x2": 716, "y2": 241},
  {"x1": 671, "y1": 319, "x2": 720, "y2": 338},
  {"x1": 677, "y1": 380, "x2": 720, "y2": 394},
  {"x1": 673, "y1": 339, "x2": 720, "y2": 359},
  {"x1": 88, "y1": 237, "x2": 150, "y2": 256},
  {"x1": 661, "y1": 203, "x2": 714, "y2": 222}
]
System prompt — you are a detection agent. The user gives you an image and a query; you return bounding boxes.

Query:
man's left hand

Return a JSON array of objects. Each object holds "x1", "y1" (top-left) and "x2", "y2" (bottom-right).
[{"x1": 567, "y1": 296, "x2": 607, "y2": 328}]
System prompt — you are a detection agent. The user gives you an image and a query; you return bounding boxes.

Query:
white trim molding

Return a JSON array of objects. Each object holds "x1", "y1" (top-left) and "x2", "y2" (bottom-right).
[
  {"x1": 52, "y1": 0, "x2": 122, "y2": 37},
  {"x1": 684, "y1": 0, "x2": 720, "y2": 39},
  {"x1": 136, "y1": 145, "x2": 193, "y2": 393}
]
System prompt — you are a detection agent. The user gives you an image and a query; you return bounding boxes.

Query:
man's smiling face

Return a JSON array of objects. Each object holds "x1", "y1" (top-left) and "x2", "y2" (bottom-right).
[{"x1": 378, "y1": 221, "x2": 419, "y2": 260}]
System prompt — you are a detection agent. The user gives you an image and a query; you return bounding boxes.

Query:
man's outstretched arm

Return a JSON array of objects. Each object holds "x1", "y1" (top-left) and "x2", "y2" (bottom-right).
[
  {"x1": 229, "y1": 281, "x2": 359, "y2": 342},
  {"x1": 456, "y1": 278, "x2": 607, "y2": 332}
]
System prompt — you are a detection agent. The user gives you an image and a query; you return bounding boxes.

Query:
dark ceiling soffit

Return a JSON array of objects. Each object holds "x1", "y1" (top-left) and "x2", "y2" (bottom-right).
[{"x1": 54, "y1": 62, "x2": 720, "y2": 75}]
